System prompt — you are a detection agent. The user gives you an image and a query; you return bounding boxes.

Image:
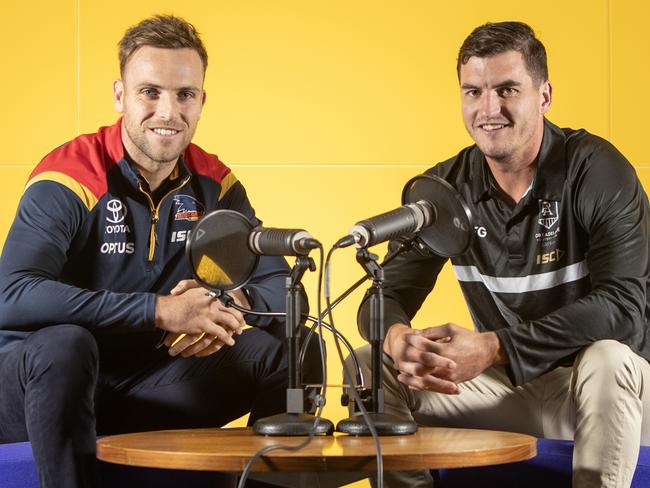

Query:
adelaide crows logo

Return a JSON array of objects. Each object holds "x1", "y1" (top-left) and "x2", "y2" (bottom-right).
[{"x1": 172, "y1": 195, "x2": 205, "y2": 222}]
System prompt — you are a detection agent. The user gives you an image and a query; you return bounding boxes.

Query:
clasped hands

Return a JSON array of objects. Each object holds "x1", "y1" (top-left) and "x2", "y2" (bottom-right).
[
  {"x1": 384, "y1": 323, "x2": 505, "y2": 395},
  {"x1": 155, "y1": 279, "x2": 250, "y2": 358}
]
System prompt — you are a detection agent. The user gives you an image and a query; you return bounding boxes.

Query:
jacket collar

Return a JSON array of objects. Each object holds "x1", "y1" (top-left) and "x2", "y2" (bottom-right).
[{"x1": 104, "y1": 118, "x2": 191, "y2": 190}]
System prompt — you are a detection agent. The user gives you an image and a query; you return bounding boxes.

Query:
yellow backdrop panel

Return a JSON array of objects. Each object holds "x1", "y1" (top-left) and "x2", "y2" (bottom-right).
[
  {"x1": 611, "y1": 0, "x2": 650, "y2": 164},
  {"x1": 1, "y1": 0, "x2": 78, "y2": 163},
  {"x1": 72, "y1": 0, "x2": 614, "y2": 164}
]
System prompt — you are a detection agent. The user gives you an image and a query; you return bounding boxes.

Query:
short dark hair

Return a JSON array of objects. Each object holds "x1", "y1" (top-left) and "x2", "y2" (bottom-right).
[
  {"x1": 457, "y1": 21, "x2": 548, "y2": 85},
  {"x1": 118, "y1": 15, "x2": 208, "y2": 76}
]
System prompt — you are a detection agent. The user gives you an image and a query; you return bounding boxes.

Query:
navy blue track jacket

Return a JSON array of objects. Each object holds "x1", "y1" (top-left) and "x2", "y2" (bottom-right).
[{"x1": 0, "y1": 119, "x2": 290, "y2": 352}]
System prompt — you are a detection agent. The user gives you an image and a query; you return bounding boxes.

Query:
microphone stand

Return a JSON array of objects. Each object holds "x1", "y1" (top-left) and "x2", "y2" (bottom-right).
[
  {"x1": 336, "y1": 248, "x2": 417, "y2": 436},
  {"x1": 253, "y1": 255, "x2": 334, "y2": 435},
  {"x1": 299, "y1": 237, "x2": 416, "y2": 403}
]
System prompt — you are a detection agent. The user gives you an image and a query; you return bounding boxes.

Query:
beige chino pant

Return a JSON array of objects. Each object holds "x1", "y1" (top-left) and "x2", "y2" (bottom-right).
[{"x1": 348, "y1": 340, "x2": 650, "y2": 488}]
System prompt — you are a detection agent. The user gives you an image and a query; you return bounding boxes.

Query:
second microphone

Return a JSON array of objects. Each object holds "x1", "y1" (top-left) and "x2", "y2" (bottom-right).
[{"x1": 249, "y1": 227, "x2": 321, "y2": 256}]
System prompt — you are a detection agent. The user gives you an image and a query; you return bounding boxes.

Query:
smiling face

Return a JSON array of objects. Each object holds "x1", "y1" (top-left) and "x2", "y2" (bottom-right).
[
  {"x1": 459, "y1": 50, "x2": 551, "y2": 167},
  {"x1": 113, "y1": 46, "x2": 206, "y2": 171}
]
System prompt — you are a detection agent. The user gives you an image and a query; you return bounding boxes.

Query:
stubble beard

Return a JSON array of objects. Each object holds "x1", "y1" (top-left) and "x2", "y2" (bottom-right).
[
  {"x1": 479, "y1": 141, "x2": 515, "y2": 164},
  {"x1": 473, "y1": 121, "x2": 532, "y2": 167},
  {"x1": 470, "y1": 127, "x2": 511, "y2": 164},
  {"x1": 124, "y1": 120, "x2": 193, "y2": 167}
]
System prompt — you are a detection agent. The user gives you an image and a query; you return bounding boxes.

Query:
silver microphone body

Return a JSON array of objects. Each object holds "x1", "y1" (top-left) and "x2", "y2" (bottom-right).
[{"x1": 344, "y1": 200, "x2": 435, "y2": 248}]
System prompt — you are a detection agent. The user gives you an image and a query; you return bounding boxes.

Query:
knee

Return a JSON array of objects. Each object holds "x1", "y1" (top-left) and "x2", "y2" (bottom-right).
[
  {"x1": 342, "y1": 346, "x2": 370, "y2": 388},
  {"x1": 573, "y1": 340, "x2": 642, "y2": 398},
  {"x1": 24, "y1": 325, "x2": 98, "y2": 384},
  {"x1": 344, "y1": 345, "x2": 371, "y2": 382},
  {"x1": 300, "y1": 330, "x2": 325, "y2": 384}
]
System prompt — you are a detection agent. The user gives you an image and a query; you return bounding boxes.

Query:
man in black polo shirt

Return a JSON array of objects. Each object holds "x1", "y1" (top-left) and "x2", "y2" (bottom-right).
[{"x1": 355, "y1": 21, "x2": 650, "y2": 488}]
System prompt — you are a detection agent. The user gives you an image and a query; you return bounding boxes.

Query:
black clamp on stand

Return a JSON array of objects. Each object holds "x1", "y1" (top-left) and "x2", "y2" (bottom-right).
[
  {"x1": 253, "y1": 256, "x2": 334, "y2": 436},
  {"x1": 336, "y1": 249, "x2": 417, "y2": 436}
]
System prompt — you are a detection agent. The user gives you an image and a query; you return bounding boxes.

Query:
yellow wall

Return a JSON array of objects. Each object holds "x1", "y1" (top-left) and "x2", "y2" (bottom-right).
[{"x1": 2, "y1": 0, "x2": 649, "y2": 469}]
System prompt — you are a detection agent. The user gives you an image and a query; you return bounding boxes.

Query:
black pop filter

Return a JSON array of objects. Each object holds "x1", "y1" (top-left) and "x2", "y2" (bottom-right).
[
  {"x1": 185, "y1": 209, "x2": 259, "y2": 293},
  {"x1": 402, "y1": 174, "x2": 473, "y2": 258}
]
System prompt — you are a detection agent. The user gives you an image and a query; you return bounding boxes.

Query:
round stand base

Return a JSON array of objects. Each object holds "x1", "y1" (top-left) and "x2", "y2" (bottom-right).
[
  {"x1": 336, "y1": 413, "x2": 418, "y2": 436},
  {"x1": 253, "y1": 413, "x2": 334, "y2": 436}
]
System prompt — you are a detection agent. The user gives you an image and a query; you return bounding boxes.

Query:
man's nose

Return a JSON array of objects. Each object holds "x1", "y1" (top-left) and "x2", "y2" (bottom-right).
[
  {"x1": 479, "y1": 91, "x2": 502, "y2": 118},
  {"x1": 156, "y1": 93, "x2": 179, "y2": 121}
]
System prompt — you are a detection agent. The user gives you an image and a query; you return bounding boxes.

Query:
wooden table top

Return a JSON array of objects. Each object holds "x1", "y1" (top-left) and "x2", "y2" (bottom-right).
[{"x1": 97, "y1": 427, "x2": 536, "y2": 473}]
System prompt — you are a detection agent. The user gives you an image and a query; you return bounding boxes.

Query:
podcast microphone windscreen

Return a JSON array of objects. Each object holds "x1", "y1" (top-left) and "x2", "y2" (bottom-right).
[
  {"x1": 185, "y1": 209, "x2": 259, "y2": 292},
  {"x1": 402, "y1": 174, "x2": 473, "y2": 258}
]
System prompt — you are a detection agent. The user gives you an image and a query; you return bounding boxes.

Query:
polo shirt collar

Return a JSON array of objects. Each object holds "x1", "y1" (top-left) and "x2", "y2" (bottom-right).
[{"x1": 531, "y1": 119, "x2": 566, "y2": 201}]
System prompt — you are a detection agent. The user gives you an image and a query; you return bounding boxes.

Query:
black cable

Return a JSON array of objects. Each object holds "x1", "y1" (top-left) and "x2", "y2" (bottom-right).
[
  {"x1": 236, "y1": 245, "x2": 328, "y2": 488},
  {"x1": 297, "y1": 237, "x2": 416, "y2": 390},
  {"x1": 298, "y1": 316, "x2": 364, "y2": 388},
  {"x1": 312, "y1": 244, "x2": 328, "y2": 413},
  {"x1": 227, "y1": 239, "x2": 417, "y2": 487},
  {"x1": 224, "y1": 237, "x2": 418, "y2": 391},
  {"x1": 296, "y1": 273, "x2": 365, "y2": 372},
  {"x1": 324, "y1": 246, "x2": 384, "y2": 488},
  {"x1": 225, "y1": 304, "x2": 365, "y2": 389}
]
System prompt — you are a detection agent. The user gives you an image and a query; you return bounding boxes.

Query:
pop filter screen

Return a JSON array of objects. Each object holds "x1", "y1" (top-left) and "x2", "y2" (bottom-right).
[
  {"x1": 402, "y1": 174, "x2": 473, "y2": 258},
  {"x1": 185, "y1": 210, "x2": 259, "y2": 292}
]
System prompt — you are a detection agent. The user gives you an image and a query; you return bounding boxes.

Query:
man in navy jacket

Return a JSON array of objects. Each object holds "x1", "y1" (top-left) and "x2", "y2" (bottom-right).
[{"x1": 0, "y1": 15, "x2": 302, "y2": 488}]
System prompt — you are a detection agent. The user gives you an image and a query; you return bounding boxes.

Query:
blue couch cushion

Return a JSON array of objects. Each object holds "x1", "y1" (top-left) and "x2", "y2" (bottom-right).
[
  {"x1": 436, "y1": 439, "x2": 650, "y2": 487},
  {"x1": 0, "y1": 441, "x2": 39, "y2": 488},
  {"x1": 0, "y1": 440, "x2": 232, "y2": 487}
]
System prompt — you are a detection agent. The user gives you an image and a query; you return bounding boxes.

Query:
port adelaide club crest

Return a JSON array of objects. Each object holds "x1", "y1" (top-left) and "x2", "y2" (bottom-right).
[
  {"x1": 535, "y1": 200, "x2": 561, "y2": 244},
  {"x1": 538, "y1": 200, "x2": 559, "y2": 229}
]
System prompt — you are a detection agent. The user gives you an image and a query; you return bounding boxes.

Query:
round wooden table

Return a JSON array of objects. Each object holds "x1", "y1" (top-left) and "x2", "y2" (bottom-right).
[{"x1": 97, "y1": 426, "x2": 536, "y2": 473}]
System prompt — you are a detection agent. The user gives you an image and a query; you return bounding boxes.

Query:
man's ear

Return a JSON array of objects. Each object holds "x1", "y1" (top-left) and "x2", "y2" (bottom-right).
[
  {"x1": 113, "y1": 80, "x2": 125, "y2": 113},
  {"x1": 541, "y1": 80, "x2": 552, "y2": 114}
]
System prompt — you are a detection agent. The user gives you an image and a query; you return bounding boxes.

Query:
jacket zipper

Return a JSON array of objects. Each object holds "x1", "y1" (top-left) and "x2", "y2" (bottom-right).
[{"x1": 139, "y1": 176, "x2": 191, "y2": 262}]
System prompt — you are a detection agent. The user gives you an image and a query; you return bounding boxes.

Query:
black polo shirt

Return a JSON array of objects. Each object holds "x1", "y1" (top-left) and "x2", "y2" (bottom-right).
[{"x1": 359, "y1": 119, "x2": 650, "y2": 386}]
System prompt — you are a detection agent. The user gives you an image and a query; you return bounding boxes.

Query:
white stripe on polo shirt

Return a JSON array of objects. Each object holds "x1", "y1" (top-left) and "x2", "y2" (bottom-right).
[{"x1": 452, "y1": 261, "x2": 589, "y2": 294}]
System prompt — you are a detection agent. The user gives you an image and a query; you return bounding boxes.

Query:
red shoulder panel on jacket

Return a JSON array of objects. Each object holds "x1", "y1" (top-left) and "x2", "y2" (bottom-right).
[
  {"x1": 183, "y1": 143, "x2": 231, "y2": 183},
  {"x1": 29, "y1": 120, "x2": 125, "y2": 201}
]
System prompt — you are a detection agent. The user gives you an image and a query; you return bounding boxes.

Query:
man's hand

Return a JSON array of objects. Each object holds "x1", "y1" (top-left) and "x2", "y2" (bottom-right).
[
  {"x1": 171, "y1": 279, "x2": 251, "y2": 308},
  {"x1": 164, "y1": 327, "x2": 237, "y2": 358},
  {"x1": 396, "y1": 324, "x2": 506, "y2": 393},
  {"x1": 163, "y1": 279, "x2": 252, "y2": 357},
  {"x1": 384, "y1": 324, "x2": 459, "y2": 394},
  {"x1": 156, "y1": 283, "x2": 246, "y2": 358}
]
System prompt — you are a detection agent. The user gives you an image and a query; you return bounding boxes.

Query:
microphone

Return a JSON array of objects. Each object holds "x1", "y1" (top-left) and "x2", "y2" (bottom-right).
[
  {"x1": 335, "y1": 200, "x2": 436, "y2": 248},
  {"x1": 248, "y1": 227, "x2": 321, "y2": 256}
]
